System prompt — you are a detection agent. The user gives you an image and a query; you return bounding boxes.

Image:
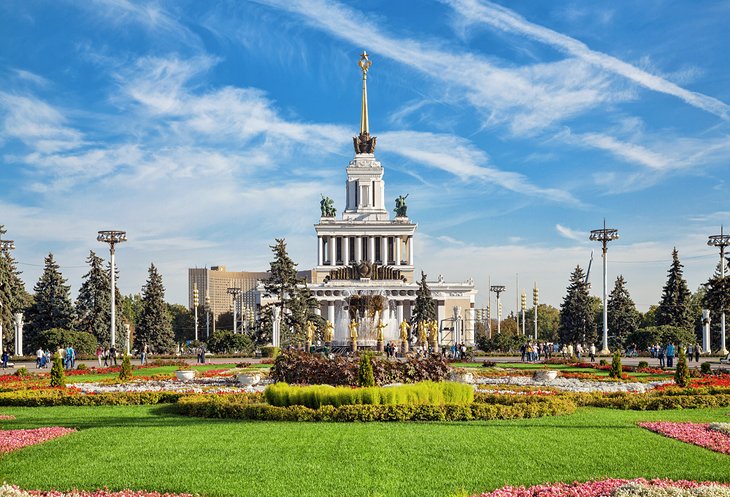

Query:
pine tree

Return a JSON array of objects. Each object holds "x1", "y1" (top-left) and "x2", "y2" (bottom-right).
[
  {"x1": 411, "y1": 271, "x2": 436, "y2": 329},
  {"x1": 0, "y1": 226, "x2": 30, "y2": 353},
  {"x1": 134, "y1": 264, "x2": 175, "y2": 354},
  {"x1": 703, "y1": 259, "x2": 730, "y2": 348},
  {"x1": 26, "y1": 253, "x2": 75, "y2": 349},
  {"x1": 656, "y1": 248, "x2": 693, "y2": 330},
  {"x1": 607, "y1": 275, "x2": 640, "y2": 350},
  {"x1": 558, "y1": 265, "x2": 596, "y2": 346},
  {"x1": 262, "y1": 239, "x2": 319, "y2": 347},
  {"x1": 76, "y1": 251, "x2": 111, "y2": 345}
]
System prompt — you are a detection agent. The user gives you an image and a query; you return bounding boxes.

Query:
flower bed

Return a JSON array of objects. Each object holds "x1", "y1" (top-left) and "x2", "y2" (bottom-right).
[
  {"x1": 638, "y1": 421, "x2": 730, "y2": 455},
  {"x1": 0, "y1": 414, "x2": 16, "y2": 420},
  {"x1": 475, "y1": 478, "x2": 730, "y2": 497},
  {"x1": 0, "y1": 427, "x2": 76, "y2": 453},
  {"x1": 1, "y1": 484, "x2": 194, "y2": 497},
  {"x1": 69, "y1": 376, "x2": 263, "y2": 395},
  {"x1": 473, "y1": 375, "x2": 669, "y2": 393}
]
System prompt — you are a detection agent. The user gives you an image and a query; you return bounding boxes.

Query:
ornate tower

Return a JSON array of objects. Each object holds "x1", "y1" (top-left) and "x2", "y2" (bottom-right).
[{"x1": 313, "y1": 51, "x2": 417, "y2": 283}]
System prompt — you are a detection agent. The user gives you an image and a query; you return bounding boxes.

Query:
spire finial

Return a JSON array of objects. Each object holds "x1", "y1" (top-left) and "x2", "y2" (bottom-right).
[{"x1": 353, "y1": 51, "x2": 377, "y2": 154}]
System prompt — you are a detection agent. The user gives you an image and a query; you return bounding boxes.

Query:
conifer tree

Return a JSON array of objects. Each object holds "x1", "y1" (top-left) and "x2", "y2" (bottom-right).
[
  {"x1": 411, "y1": 271, "x2": 436, "y2": 329},
  {"x1": 703, "y1": 259, "x2": 730, "y2": 346},
  {"x1": 26, "y1": 253, "x2": 75, "y2": 348},
  {"x1": 134, "y1": 264, "x2": 175, "y2": 353},
  {"x1": 263, "y1": 239, "x2": 300, "y2": 316},
  {"x1": 558, "y1": 265, "x2": 596, "y2": 345},
  {"x1": 0, "y1": 226, "x2": 30, "y2": 352},
  {"x1": 656, "y1": 248, "x2": 693, "y2": 331},
  {"x1": 76, "y1": 251, "x2": 111, "y2": 345},
  {"x1": 607, "y1": 275, "x2": 640, "y2": 350}
]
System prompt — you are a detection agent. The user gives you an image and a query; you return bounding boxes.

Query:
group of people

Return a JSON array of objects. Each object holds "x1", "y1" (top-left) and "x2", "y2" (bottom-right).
[
  {"x1": 35, "y1": 348, "x2": 52, "y2": 368},
  {"x1": 450, "y1": 342, "x2": 468, "y2": 360},
  {"x1": 384, "y1": 342, "x2": 398, "y2": 357},
  {"x1": 520, "y1": 342, "x2": 556, "y2": 362},
  {"x1": 649, "y1": 342, "x2": 701, "y2": 367},
  {"x1": 94, "y1": 346, "x2": 118, "y2": 367}
]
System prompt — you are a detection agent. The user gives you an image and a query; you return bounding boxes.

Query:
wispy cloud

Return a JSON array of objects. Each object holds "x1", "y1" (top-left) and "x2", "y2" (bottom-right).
[
  {"x1": 555, "y1": 224, "x2": 587, "y2": 242},
  {"x1": 448, "y1": 0, "x2": 730, "y2": 121}
]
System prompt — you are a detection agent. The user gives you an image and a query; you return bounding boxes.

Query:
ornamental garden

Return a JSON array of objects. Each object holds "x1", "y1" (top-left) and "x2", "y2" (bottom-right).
[{"x1": 1, "y1": 349, "x2": 730, "y2": 497}]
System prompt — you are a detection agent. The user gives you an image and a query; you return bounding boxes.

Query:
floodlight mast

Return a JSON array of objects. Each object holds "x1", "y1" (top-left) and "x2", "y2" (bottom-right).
[
  {"x1": 589, "y1": 220, "x2": 619, "y2": 355},
  {"x1": 227, "y1": 287, "x2": 242, "y2": 333},
  {"x1": 97, "y1": 230, "x2": 127, "y2": 350},
  {"x1": 708, "y1": 225, "x2": 730, "y2": 355},
  {"x1": 490, "y1": 285, "x2": 506, "y2": 334}
]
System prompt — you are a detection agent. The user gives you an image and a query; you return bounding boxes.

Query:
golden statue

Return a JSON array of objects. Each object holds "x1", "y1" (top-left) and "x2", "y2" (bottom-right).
[
  {"x1": 427, "y1": 320, "x2": 437, "y2": 340},
  {"x1": 305, "y1": 321, "x2": 316, "y2": 342},
  {"x1": 324, "y1": 320, "x2": 334, "y2": 342},
  {"x1": 417, "y1": 321, "x2": 427, "y2": 344},
  {"x1": 349, "y1": 320, "x2": 359, "y2": 340},
  {"x1": 399, "y1": 320, "x2": 411, "y2": 341},
  {"x1": 376, "y1": 319, "x2": 386, "y2": 342}
]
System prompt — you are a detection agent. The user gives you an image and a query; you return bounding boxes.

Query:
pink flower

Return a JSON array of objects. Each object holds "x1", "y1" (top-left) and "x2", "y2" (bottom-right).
[
  {"x1": 0, "y1": 415, "x2": 16, "y2": 420},
  {"x1": 0, "y1": 427, "x2": 77, "y2": 453},
  {"x1": 475, "y1": 478, "x2": 730, "y2": 497},
  {"x1": 638, "y1": 421, "x2": 730, "y2": 455}
]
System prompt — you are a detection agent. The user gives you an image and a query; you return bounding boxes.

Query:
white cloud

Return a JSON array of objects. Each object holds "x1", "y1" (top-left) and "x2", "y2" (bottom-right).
[
  {"x1": 448, "y1": 0, "x2": 730, "y2": 121},
  {"x1": 555, "y1": 224, "x2": 587, "y2": 242}
]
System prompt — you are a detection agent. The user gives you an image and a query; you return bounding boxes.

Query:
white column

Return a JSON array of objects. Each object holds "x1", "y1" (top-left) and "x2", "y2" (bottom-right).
[
  {"x1": 722, "y1": 313, "x2": 728, "y2": 356},
  {"x1": 408, "y1": 236, "x2": 414, "y2": 265},
  {"x1": 368, "y1": 236, "x2": 375, "y2": 263},
  {"x1": 343, "y1": 236, "x2": 350, "y2": 264},
  {"x1": 14, "y1": 313, "x2": 22, "y2": 357},
  {"x1": 380, "y1": 236, "x2": 387, "y2": 264},
  {"x1": 327, "y1": 301, "x2": 336, "y2": 341},
  {"x1": 396, "y1": 301, "x2": 404, "y2": 324},
  {"x1": 702, "y1": 309, "x2": 711, "y2": 353},
  {"x1": 467, "y1": 308, "x2": 476, "y2": 345},
  {"x1": 329, "y1": 236, "x2": 336, "y2": 266},
  {"x1": 110, "y1": 247, "x2": 116, "y2": 348},
  {"x1": 355, "y1": 236, "x2": 362, "y2": 263},
  {"x1": 395, "y1": 237, "x2": 402, "y2": 266},
  {"x1": 601, "y1": 246, "x2": 609, "y2": 354},
  {"x1": 318, "y1": 236, "x2": 323, "y2": 266}
]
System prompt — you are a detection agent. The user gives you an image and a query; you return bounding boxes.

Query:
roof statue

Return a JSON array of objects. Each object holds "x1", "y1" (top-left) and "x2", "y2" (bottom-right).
[
  {"x1": 320, "y1": 194, "x2": 336, "y2": 217},
  {"x1": 394, "y1": 194, "x2": 408, "y2": 217},
  {"x1": 353, "y1": 51, "x2": 377, "y2": 154}
]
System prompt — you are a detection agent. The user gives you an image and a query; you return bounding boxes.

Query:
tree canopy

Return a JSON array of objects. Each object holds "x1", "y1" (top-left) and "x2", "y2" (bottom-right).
[
  {"x1": 656, "y1": 248, "x2": 693, "y2": 331},
  {"x1": 134, "y1": 264, "x2": 175, "y2": 353},
  {"x1": 558, "y1": 265, "x2": 596, "y2": 345},
  {"x1": 26, "y1": 253, "x2": 75, "y2": 349}
]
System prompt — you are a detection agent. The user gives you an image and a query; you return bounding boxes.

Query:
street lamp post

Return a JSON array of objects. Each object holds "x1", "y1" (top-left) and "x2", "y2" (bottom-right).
[
  {"x1": 490, "y1": 285, "x2": 505, "y2": 335},
  {"x1": 521, "y1": 291, "x2": 526, "y2": 335},
  {"x1": 533, "y1": 283, "x2": 539, "y2": 341},
  {"x1": 589, "y1": 221, "x2": 619, "y2": 355},
  {"x1": 97, "y1": 230, "x2": 127, "y2": 349},
  {"x1": 204, "y1": 292, "x2": 211, "y2": 339},
  {"x1": 193, "y1": 284, "x2": 199, "y2": 342},
  {"x1": 0, "y1": 238, "x2": 16, "y2": 355},
  {"x1": 227, "y1": 287, "x2": 242, "y2": 333},
  {"x1": 708, "y1": 226, "x2": 730, "y2": 356}
]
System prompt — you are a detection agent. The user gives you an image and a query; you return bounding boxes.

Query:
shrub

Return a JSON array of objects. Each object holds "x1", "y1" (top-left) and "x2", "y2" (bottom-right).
[
  {"x1": 36, "y1": 328, "x2": 98, "y2": 356},
  {"x1": 637, "y1": 361, "x2": 649, "y2": 369},
  {"x1": 0, "y1": 389, "x2": 189, "y2": 407},
  {"x1": 674, "y1": 347, "x2": 691, "y2": 387},
  {"x1": 206, "y1": 331, "x2": 254, "y2": 354},
  {"x1": 49, "y1": 353, "x2": 65, "y2": 388},
  {"x1": 701, "y1": 361, "x2": 712, "y2": 375},
  {"x1": 609, "y1": 351, "x2": 622, "y2": 379},
  {"x1": 13, "y1": 368, "x2": 29, "y2": 378},
  {"x1": 265, "y1": 381, "x2": 474, "y2": 409},
  {"x1": 271, "y1": 350, "x2": 449, "y2": 386},
  {"x1": 119, "y1": 354, "x2": 133, "y2": 382},
  {"x1": 625, "y1": 325, "x2": 696, "y2": 351},
  {"x1": 261, "y1": 346, "x2": 281, "y2": 358},
  {"x1": 76, "y1": 363, "x2": 88, "y2": 371},
  {"x1": 599, "y1": 359, "x2": 607, "y2": 366},
  {"x1": 357, "y1": 352, "x2": 375, "y2": 387}
]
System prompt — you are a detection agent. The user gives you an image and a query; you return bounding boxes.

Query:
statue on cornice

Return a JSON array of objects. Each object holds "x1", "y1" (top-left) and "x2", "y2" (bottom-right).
[
  {"x1": 394, "y1": 194, "x2": 409, "y2": 217},
  {"x1": 320, "y1": 194, "x2": 336, "y2": 217}
]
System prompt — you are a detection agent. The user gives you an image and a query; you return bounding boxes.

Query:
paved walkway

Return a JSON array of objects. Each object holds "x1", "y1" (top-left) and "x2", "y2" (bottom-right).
[{"x1": 3, "y1": 353, "x2": 726, "y2": 371}]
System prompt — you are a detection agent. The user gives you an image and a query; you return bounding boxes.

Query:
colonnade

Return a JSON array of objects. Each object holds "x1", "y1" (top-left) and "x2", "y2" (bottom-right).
[{"x1": 317, "y1": 235, "x2": 414, "y2": 266}]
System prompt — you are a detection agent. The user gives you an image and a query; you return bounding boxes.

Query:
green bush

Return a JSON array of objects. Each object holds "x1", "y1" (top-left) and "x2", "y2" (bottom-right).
[
  {"x1": 264, "y1": 381, "x2": 474, "y2": 409},
  {"x1": 119, "y1": 354, "x2": 133, "y2": 382},
  {"x1": 76, "y1": 363, "x2": 88, "y2": 371},
  {"x1": 599, "y1": 359, "x2": 607, "y2": 366},
  {"x1": 175, "y1": 395, "x2": 575, "y2": 422},
  {"x1": 674, "y1": 347, "x2": 691, "y2": 387},
  {"x1": 260, "y1": 346, "x2": 281, "y2": 358},
  {"x1": 700, "y1": 361, "x2": 712, "y2": 375},
  {"x1": 14, "y1": 367, "x2": 29, "y2": 377},
  {"x1": 626, "y1": 325, "x2": 696, "y2": 351},
  {"x1": 50, "y1": 353, "x2": 65, "y2": 388},
  {"x1": 637, "y1": 361, "x2": 649, "y2": 369},
  {"x1": 37, "y1": 328, "x2": 98, "y2": 356},
  {"x1": 0, "y1": 390, "x2": 264, "y2": 407},
  {"x1": 357, "y1": 352, "x2": 375, "y2": 387},
  {"x1": 206, "y1": 331, "x2": 254, "y2": 354},
  {"x1": 609, "y1": 351, "x2": 622, "y2": 379}
]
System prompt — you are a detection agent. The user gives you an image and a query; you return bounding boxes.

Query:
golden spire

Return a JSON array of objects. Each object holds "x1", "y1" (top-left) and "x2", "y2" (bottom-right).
[
  {"x1": 353, "y1": 51, "x2": 376, "y2": 154},
  {"x1": 358, "y1": 51, "x2": 372, "y2": 135}
]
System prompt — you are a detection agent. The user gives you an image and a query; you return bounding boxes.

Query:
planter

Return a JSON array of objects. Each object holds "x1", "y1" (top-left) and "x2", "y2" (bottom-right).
[
  {"x1": 175, "y1": 370, "x2": 196, "y2": 381},
  {"x1": 533, "y1": 370, "x2": 559, "y2": 382},
  {"x1": 237, "y1": 373, "x2": 261, "y2": 386}
]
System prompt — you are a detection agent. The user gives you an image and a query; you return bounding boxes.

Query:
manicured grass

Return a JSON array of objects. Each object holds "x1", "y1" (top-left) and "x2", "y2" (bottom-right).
[{"x1": 1, "y1": 405, "x2": 729, "y2": 497}]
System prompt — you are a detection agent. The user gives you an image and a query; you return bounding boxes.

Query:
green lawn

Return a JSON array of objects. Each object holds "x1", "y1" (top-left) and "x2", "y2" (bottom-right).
[{"x1": 1, "y1": 406, "x2": 729, "y2": 497}]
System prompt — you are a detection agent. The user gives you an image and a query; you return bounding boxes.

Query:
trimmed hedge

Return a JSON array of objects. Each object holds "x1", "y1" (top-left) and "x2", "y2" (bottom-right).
[
  {"x1": 175, "y1": 395, "x2": 576, "y2": 422},
  {"x1": 265, "y1": 381, "x2": 474, "y2": 408},
  {"x1": 0, "y1": 390, "x2": 263, "y2": 407}
]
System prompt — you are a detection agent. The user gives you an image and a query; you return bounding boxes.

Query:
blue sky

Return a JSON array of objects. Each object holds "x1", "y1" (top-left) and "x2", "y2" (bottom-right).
[{"x1": 1, "y1": 0, "x2": 728, "y2": 313}]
